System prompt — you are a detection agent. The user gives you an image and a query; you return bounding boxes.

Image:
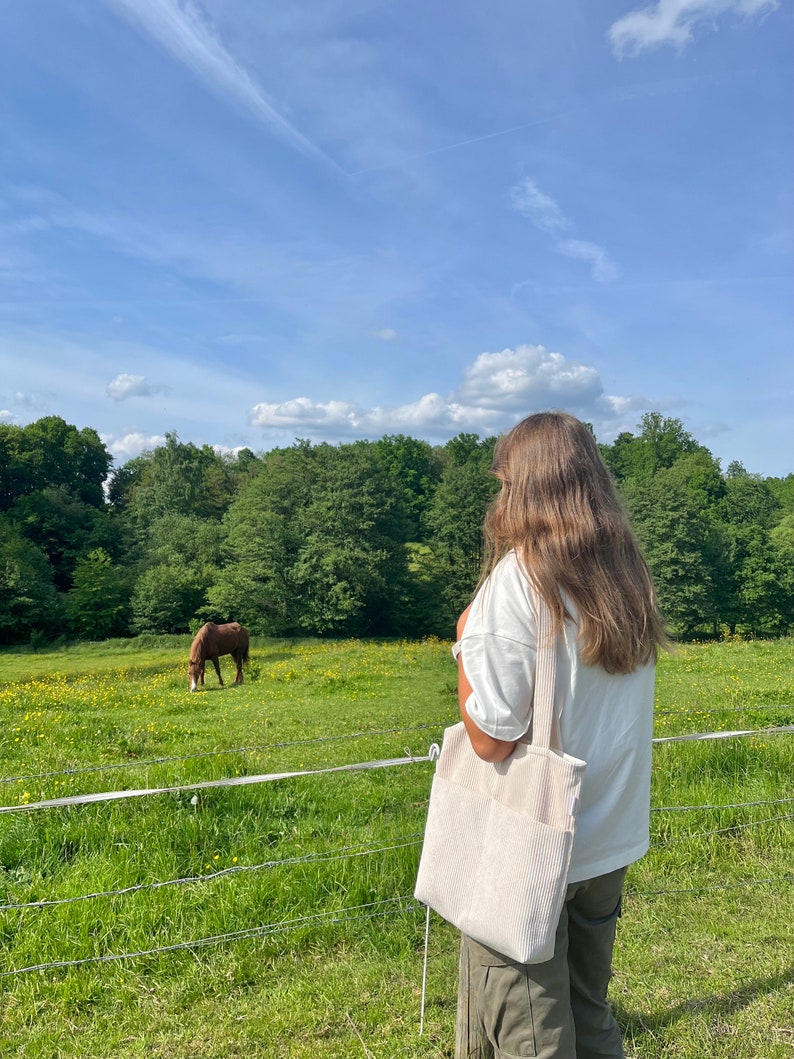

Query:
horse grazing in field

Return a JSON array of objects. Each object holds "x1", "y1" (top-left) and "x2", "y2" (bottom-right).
[{"x1": 188, "y1": 622, "x2": 249, "y2": 692}]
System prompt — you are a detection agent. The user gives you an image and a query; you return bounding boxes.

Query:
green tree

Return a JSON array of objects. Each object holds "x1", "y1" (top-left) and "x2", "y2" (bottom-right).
[
  {"x1": 770, "y1": 515, "x2": 794, "y2": 634},
  {"x1": 722, "y1": 462, "x2": 781, "y2": 530},
  {"x1": 208, "y1": 440, "x2": 412, "y2": 636},
  {"x1": 601, "y1": 413, "x2": 703, "y2": 484},
  {"x1": 65, "y1": 549, "x2": 130, "y2": 640},
  {"x1": 372, "y1": 434, "x2": 442, "y2": 541},
  {"x1": 717, "y1": 465, "x2": 784, "y2": 634},
  {"x1": 650, "y1": 451, "x2": 731, "y2": 630},
  {"x1": 9, "y1": 417, "x2": 111, "y2": 507},
  {"x1": 0, "y1": 514, "x2": 61, "y2": 644},
  {"x1": 207, "y1": 443, "x2": 314, "y2": 633},
  {"x1": 130, "y1": 565, "x2": 204, "y2": 635},
  {"x1": 1, "y1": 418, "x2": 115, "y2": 594},
  {"x1": 110, "y1": 432, "x2": 240, "y2": 544},
  {"x1": 767, "y1": 474, "x2": 794, "y2": 515},
  {"x1": 11, "y1": 486, "x2": 117, "y2": 591},
  {"x1": 129, "y1": 515, "x2": 225, "y2": 633},
  {"x1": 733, "y1": 530, "x2": 791, "y2": 637},
  {"x1": 291, "y1": 442, "x2": 410, "y2": 635},
  {"x1": 422, "y1": 434, "x2": 499, "y2": 632},
  {"x1": 0, "y1": 423, "x2": 21, "y2": 511},
  {"x1": 622, "y1": 473, "x2": 717, "y2": 637}
]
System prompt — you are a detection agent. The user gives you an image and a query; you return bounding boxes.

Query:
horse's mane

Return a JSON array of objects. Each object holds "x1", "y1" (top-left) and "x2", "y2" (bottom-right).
[{"x1": 190, "y1": 622, "x2": 213, "y2": 662}]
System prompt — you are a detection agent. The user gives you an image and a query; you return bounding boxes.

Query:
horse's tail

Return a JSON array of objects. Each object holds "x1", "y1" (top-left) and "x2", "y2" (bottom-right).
[{"x1": 240, "y1": 629, "x2": 250, "y2": 664}]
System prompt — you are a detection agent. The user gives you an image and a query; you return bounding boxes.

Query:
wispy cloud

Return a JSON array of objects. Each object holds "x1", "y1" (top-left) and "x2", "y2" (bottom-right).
[
  {"x1": 511, "y1": 179, "x2": 618, "y2": 282},
  {"x1": 609, "y1": 0, "x2": 779, "y2": 59},
  {"x1": 14, "y1": 391, "x2": 49, "y2": 411},
  {"x1": 248, "y1": 344, "x2": 652, "y2": 442},
  {"x1": 557, "y1": 239, "x2": 619, "y2": 282},
  {"x1": 4, "y1": 186, "x2": 422, "y2": 327},
  {"x1": 370, "y1": 328, "x2": 397, "y2": 341},
  {"x1": 100, "y1": 0, "x2": 339, "y2": 168},
  {"x1": 217, "y1": 333, "x2": 269, "y2": 346},
  {"x1": 106, "y1": 373, "x2": 171, "y2": 401},
  {"x1": 351, "y1": 111, "x2": 572, "y2": 177},
  {"x1": 510, "y1": 180, "x2": 571, "y2": 235}
]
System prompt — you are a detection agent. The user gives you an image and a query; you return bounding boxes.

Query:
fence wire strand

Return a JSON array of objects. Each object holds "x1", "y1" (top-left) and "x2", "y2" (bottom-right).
[
  {"x1": 651, "y1": 796, "x2": 794, "y2": 812},
  {"x1": 0, "y1": 835, "x2": 424, "y2": 912},
  {"x1": 4, "y1": 702, "x2": 791, "y2": 787},
  {"x1": 650, "y1": 811, "x2": 794, "y2": 847},
  {"x1": 0, "y1": 897, "x2": 421, "y2": 978},
  {"x1": 0, "y1": 723, "x2": 443, "y2": 786},
  {"x1": 2, "y1": 725, "x2": 792, "y2": 816}
]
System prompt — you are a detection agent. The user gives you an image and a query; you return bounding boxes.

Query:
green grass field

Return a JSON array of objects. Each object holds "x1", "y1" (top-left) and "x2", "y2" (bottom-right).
[{"x1": 0, "y1": 635, "x2": 792, "y2": 1058}]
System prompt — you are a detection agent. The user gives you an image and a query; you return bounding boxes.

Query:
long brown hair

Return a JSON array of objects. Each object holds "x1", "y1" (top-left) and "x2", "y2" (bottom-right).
[{"x1": 483, "y1": 411, "x2": 668, "y2": 673}]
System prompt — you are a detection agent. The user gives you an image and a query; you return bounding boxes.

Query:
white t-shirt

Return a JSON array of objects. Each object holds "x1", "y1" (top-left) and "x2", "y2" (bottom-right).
[{"x1": 456, "y1": 551, "x2": 655, "y2": 884}]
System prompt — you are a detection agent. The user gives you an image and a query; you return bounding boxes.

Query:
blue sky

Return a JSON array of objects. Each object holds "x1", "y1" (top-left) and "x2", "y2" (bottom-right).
[{"x1": 1, "y1": 0, "x2": 791, "y2": 475}]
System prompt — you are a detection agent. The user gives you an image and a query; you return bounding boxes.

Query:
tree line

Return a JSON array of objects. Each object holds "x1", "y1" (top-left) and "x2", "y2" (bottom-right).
[{"x1": 1, "y1": 413, "x2": 792, "y2": 646}]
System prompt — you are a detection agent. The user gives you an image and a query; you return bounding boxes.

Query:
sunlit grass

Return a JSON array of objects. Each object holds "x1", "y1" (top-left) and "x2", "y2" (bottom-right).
[{"x1": 0, "y1": 634, "x2": 792, "y2": 1058}]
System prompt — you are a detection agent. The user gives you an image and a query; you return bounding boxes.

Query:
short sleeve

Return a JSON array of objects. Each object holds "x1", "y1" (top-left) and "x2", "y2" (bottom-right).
[{"x1": 457, "y1": 553, "x2": 538, "y2": 742}]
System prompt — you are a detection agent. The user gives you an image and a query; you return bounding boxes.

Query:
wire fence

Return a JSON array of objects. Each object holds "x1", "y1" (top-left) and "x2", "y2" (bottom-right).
[
  {"x1": 0, "y1": 721, "x2": 792, "y2": 979},
  {"x1": 2, "y1": 724, "x2": 792, "y2": 815},
  {"x1": 5, "y1": 866, "x2": 793, "y2": 982},
  {"x1": 2, "y1": 705, "x2": 791, "y2": 788},
  {"x1": 4, "y1": 791, "x2": 792, "y2": 914},
  {"x1": 0, "y1": 723, "x2": 441, "y2": 786}
]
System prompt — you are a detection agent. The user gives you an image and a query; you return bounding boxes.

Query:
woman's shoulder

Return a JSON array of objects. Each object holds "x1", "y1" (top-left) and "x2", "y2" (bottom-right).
[
  {"x1": 490, "y1": 549, "x2": 524, "y2": 580},
  {"x1": 489, "y1": 551, "x2": 535, "y2": 597},
  {"x1": 475, "y1": 551, "x2": 537, "y2": 627}
]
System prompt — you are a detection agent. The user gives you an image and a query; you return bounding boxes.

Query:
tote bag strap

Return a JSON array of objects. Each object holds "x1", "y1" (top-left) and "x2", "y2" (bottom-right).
[{"x1": 531, "y1": 596, "x2": 560, "y2": 752}]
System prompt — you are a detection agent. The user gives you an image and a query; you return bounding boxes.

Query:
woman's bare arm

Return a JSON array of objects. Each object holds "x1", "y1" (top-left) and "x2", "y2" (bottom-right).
[{"x1": 456, "y1": 605, "x2": 518, "y2": 763}]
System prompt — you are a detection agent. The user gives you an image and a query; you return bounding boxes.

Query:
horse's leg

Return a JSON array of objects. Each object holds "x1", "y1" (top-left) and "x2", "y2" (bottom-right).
[
  {"x1": 233, "y1": 649, "x2": 244, "y2": 683},
  {"x1": 211, "y1": 655, "x2": 223, "y2": 687},
  {"x1": 199, "y1": 662, "x2": 205, "y2": 687}
]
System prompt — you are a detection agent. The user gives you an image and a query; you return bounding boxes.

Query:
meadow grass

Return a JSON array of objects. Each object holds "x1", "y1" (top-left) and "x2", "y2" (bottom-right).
[{"x1": 0, "y1": 635, "x2": 792, "y2": 1058}]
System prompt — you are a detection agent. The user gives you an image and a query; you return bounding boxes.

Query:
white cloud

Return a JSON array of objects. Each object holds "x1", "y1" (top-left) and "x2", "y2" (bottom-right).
[
  {"x1": 456, "y1": 346, "x2": 604, "y2": 409},
  {"x1": 106, "y1": 373, "x2": 170, "y2": 401},
  {"x1": 212, "y1": 443, "x2": 251, "y2": 457},
  {"x1": 102, "y1": 431, "x2": 168, "y2": 462},
  {"x1": 0, "y1": 409, "x2": 17, "y2": 424},
  {"x1": 100, "y1": 0, "x2": 337, "y2": 168},
  {"x1": 248, "y1": 344, "x2": 653, "y2": 443},
  {"x1": 609, "y1": 0, "x2": 779, "y2": 59},
  {"x1": 249, "y1": 397, "x2": 360, "y2": 430},
  {"x1": 249, "y1": 392, "x2": 499, "y2": 438},
  {"x1": 510, "y1": 178, "x2": 617, "y2": 282},
  {"x1": 696, "y1": 421, "x2": 731, "y2": 438},
  {"x1": 371, "y1": 328, "x2": 398, "y2": 341},
  {"x1": 600, "y1": 394, "x2": 650, "y2": 416},
  {"x1": 196, "y1": 4, "x2": 439, "y2": 175}
]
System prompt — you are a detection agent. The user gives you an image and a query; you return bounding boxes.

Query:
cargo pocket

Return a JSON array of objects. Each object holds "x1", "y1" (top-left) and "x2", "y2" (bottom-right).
[{"x1": 467, "y1": 939, "x2": 538, "y2": 1058}]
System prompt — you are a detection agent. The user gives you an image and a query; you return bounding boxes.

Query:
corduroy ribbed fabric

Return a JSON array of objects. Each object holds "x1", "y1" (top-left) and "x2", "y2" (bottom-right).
[{"x1": 415, "y1": 601, "x2": 586, "y2": 964}]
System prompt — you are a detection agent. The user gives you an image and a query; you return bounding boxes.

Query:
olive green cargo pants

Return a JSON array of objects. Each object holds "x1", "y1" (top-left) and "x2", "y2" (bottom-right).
[{"x1": 457, "y1": 866, "x2": 627, "y2": 1059}]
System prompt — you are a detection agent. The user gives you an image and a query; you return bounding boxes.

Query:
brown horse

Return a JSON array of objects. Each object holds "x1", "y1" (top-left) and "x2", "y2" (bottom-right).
[{"x1": 188, "y1": 622, "x2": 250, "y2": 692}]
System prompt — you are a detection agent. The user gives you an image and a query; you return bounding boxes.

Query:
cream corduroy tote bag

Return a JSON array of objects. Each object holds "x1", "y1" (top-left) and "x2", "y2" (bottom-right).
[{"x1": 414, "y1": 600, "x2": 586, "y2": 964}]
